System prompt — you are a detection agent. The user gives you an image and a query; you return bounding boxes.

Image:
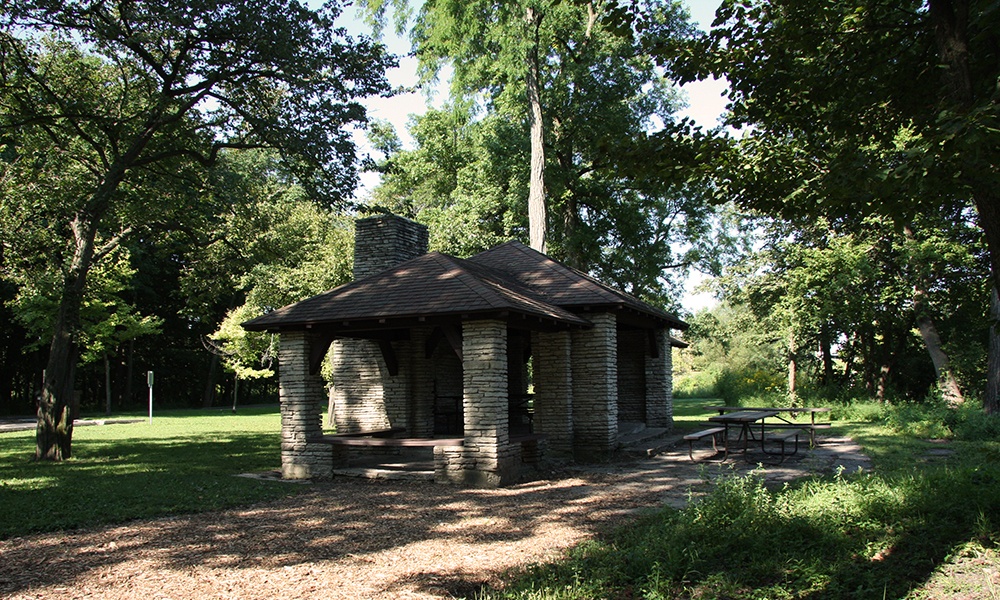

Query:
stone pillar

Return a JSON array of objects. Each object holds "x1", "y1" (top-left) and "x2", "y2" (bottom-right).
[
  {"x1": 279, "y1": 330, "x2": 333, "y2": 479},
  {"x1": 437, "y1": 319, "x2": 515, "y2": 487},
  {"x1": 571, "y1": 312, "x2": 618, "y2": 460},
  {"x1": 532, "y1": 330, "x2": 573, "y2": 459},
  {"x1": 645, "y1": 328, "x2": 673, "y2": 429},
  {"x1": 330, "y1": 339, "x2": 390, "y2": 434}
]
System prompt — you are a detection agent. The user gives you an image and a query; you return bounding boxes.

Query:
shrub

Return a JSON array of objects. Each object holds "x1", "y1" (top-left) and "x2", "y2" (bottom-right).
[{"x1": 673, "y1": 370, "x2": 718, "y2": 399}]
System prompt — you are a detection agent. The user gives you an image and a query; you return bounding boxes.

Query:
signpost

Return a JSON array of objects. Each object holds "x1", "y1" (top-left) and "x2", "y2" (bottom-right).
[{"x1": 147, "y1": 370, "x2": 154, "y2": 424}]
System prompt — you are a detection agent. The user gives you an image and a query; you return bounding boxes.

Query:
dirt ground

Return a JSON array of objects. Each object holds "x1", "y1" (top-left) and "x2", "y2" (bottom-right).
[{"x1": 0, "y1": 436, "x2": 871, "y2": 600}]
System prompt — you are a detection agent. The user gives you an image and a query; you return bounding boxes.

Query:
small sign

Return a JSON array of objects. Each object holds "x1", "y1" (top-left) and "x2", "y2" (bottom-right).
[{"x1": 147, "y1": 371, "x2": 154, "y2": 424}]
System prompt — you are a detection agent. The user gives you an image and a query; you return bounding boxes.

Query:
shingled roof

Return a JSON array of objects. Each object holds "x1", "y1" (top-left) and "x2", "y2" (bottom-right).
[
  {"x1": 468, "y1": 241, "x2": 687, "y2": 330},
  {"x1": 242, "y1": 240, "x2": 688, "y2": 334},
  {"x1": 242, "y1": 251, "x2": 591, "y2": 332}
]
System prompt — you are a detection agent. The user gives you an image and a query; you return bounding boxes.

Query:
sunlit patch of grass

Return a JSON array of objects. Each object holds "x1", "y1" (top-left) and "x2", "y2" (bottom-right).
[{"x1": 0, "y1": 406, "x2": 302, "y2": 539}]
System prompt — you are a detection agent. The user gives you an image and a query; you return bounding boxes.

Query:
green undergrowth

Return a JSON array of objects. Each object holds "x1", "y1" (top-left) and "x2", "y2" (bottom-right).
[
  {"x1": 478, "y1": 400, "x2": 1000, "y2": 600},
  {"x1": 0, "y1": 406, "x2": 301, "y2": 539}
]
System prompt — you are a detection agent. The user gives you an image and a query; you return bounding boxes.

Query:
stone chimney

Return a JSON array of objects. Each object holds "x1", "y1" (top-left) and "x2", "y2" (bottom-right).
[{"x1": 353, "y1": 214, "x2": 429, "y2": 280}]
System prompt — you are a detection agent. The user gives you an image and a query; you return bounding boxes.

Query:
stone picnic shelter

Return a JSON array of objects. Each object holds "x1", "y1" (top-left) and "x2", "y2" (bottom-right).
[{"x1": 242, "y1": 215, "x2": 688, "y2": 487}]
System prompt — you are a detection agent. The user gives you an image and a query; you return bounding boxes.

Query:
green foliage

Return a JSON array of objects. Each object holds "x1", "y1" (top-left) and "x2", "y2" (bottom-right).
[
  {"x1": 188, "y1": 152, "x2": 356, "y2": 379},
  {"x1": 0, "y1": 407, "x2": 300, "y2": 538},
  {"x1": 363, "y1": 0, "x2": 735, "y2": 308},
  {"x1": 482, "y1": 433, "x2": 1000, "y2": 600}
]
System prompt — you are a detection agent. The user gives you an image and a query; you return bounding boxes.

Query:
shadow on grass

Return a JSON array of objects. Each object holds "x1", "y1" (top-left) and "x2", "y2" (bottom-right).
[{"x1": 0, "y1": 430, "x2": 291, "y2": 539}]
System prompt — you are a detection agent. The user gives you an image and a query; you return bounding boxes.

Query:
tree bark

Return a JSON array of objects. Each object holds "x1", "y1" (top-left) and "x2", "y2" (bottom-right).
[
  {"x1": 104, "y1": 353, "x2": 112, "y2": 416},
  {"x1": 202, "y1": 352, "x2": 219, "y2": 408},
  {"x1": 905, "y1": 226, "x2": 965, "y2": 406},
  {"x1": 525, "y1": 6, "x2": 547, "y2": 253},
  {"x1": 987, "y1": 287, "x2": 1000, "y2": 415},
  {"x1": 36, "y1": 213, "x2": 100, "y2": 460},
  {"x1": 819, "y1": 323, "x2": 834, "y2": 386}
]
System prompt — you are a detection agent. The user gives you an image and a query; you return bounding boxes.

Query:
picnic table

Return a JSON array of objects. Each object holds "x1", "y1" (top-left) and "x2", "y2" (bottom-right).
[
  {"x1": 707, "y1": 406, "x2": 831, "y2": 446},
  {"x1": 708, "y1": 409, "x2": 779, "y2": 459},
  {"x1": 684, "y1": 407, "x2": 823, "y2": 463}
]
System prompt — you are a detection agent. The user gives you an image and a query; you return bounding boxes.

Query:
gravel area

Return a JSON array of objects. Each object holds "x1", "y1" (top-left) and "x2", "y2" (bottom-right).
[{"x1": 0, "y1": 436, "x2": 870, "y2": 599}]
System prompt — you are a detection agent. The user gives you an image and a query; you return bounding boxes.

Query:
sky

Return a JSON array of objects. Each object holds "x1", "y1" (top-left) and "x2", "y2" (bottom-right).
[{"x1": 348, "y1": 0, "x2": 727, "y2": 315}]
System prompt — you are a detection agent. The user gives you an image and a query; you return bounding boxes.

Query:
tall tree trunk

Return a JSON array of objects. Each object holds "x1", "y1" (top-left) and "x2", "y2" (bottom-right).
[
  {"x1": 104, "y1": 353, "x2": 112, "y2": 416},
  {"x1": 525, "y1": 6, "x2": 547, "y2": 253},
  {"x1": 905, "y1": 226, "x2": 965, "y2": 406},
  {"x1": 124, "y1": 339, "x2": 134, "y2": 408},
  {"x1": 202, "y1": 352, "x2": 219, "y2": 408},
  {"x1": 914, "y1": 309, "x2": 964, "y2": 406},
  {"x1": 987, "y1": 287, "x2": 1000, "y2": 415},
  {"x1": 819, "y1": 323, "x2": 834, "y2": 386},
  {"x1": 562, "y1": 195, "x2": 581, "y2": 268},
  {"x1": 36, "y1": 214, "x2": 98, "y2": 460}
]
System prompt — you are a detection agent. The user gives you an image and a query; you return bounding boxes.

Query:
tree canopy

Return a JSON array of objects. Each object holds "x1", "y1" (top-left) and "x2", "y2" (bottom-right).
[{"x1": 1, "y1": 0, "x2": 392, "y2": 458}]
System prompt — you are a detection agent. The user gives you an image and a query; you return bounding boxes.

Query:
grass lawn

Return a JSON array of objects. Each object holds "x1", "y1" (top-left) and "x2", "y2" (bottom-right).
[{"x1": 0, "y1": 406, "x2": 304, "y2": 539}]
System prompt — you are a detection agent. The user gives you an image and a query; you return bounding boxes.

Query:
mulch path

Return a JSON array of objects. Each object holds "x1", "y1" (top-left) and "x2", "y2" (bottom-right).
[{"x1": 0, "y1": 437, "x2": 869, "y2": 599}]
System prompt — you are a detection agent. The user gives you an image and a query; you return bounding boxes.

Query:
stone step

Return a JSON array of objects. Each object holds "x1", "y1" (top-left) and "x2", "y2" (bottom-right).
[
  {"x1": 332, "y1": 467, "x2": 435, "y2": 481},
  {"x1": 618, "y1": 426, "x2": 677, "y2": 457}
]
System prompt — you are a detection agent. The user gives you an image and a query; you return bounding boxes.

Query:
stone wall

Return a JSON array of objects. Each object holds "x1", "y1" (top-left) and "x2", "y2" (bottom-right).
[
  {"x1": 532, "y1": 330, "x2": 573, "y2": 459},
  {"x1": 645, "y1": 328, "x2": 673, "y2": 428},
  {"x1": 571, "y1": 312, "x2": 618, "y2": 459},
  {"x1": 330, "y1": 339, "x2": 390, "y2": 434},
  {"x1": 279, "y1": 330, "x2": 333, "y2": 479}
]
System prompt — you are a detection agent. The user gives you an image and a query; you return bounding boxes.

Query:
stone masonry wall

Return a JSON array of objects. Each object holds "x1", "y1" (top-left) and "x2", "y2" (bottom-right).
[
  {"x1": 571, "y1": 312, "x2": 618, "y2": 459},
  {"x1": 279, "y1": 330, "x2": 333, "y2": 479},
  {"x1": 616, "y1": 329, "x2": 647, "y2": 423},
  {"x1": 645, "y1": 328, "x2": 673, "y2": 428},
  {"x1": 531, "y1": 330, "x2": 573, "y2": 459},
  {"x1": 436, "y1": 319, "x2": 516, "y2": 487},
  {"x1": 353, "y1": 214, "x2": 429, "y2": 279}
]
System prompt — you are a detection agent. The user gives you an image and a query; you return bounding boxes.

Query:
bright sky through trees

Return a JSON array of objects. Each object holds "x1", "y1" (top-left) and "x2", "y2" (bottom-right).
[{"x1": 345, "y1": 0, "x2": 726, "y2": 314}]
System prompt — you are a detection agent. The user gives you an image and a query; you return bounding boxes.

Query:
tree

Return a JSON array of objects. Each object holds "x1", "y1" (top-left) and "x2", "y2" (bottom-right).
[
  {"x1": 654, "y1": 0, "x2": 999, "y2": 407},
  {"x1": 1, "y1": 0, "x2": 392, "y2": 459},
  {"x1": 185, "y1": 151, "x2": 355, "y2": 382},
  {"x1": 714, "y1": 209, "x2": 988, "y2": 402}
]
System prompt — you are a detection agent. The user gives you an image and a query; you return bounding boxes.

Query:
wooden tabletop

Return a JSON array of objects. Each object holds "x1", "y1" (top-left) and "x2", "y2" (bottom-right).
[{"x1": 708, "y1": 409, "x2": 779, "y2": 423}]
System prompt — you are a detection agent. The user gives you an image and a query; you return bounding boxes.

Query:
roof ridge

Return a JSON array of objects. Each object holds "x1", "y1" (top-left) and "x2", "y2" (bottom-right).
[{"x1": 428, "y1": 252, "x2": 511, "y2": 310}]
